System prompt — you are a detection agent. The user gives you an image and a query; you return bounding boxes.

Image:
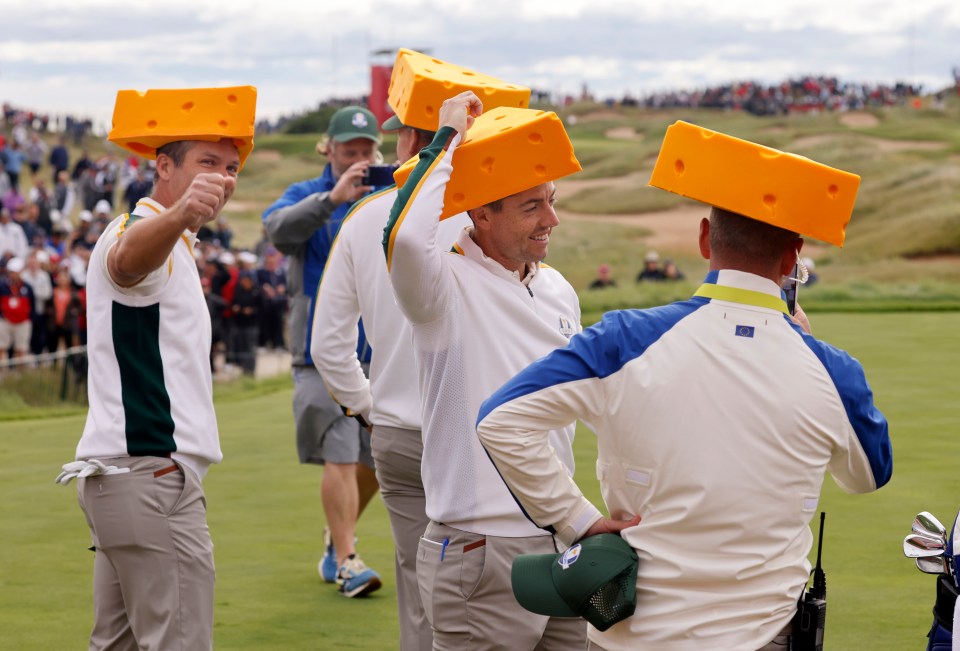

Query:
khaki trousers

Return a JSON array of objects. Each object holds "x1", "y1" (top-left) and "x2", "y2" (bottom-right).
[
  {"x1": 371, "y1": 425, "x2": 432, "y2": 651},
  {"x1": 418, "y1": 521, "x2": 587, "y2": 651},
  {"x1": 585, "y1": 619, "x2": 794, "y2": 650},
  {"x1": 77, "y1": 456, "x2": 214, "y2": 651}
]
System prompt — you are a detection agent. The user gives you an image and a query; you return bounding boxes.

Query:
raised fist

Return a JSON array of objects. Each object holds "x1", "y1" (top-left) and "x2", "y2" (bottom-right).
[
  {"x1": 439, "y1": 91, "x2": 483, "y2": 136},
  {"x1": 178, "y1": 173, "x2": 236, "y2": 231}
]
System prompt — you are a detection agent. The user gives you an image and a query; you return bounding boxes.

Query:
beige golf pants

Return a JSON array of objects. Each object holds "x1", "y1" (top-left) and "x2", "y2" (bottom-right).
[
  {"x1": 78, "y1": 456, "x2": 214, "y2": 651},
  {"x1": 418, "y1": 521, "x2": 587, "y2": 651},
  {"x1": 372, "y1": 425, "x2": 432, "y2": 651}
]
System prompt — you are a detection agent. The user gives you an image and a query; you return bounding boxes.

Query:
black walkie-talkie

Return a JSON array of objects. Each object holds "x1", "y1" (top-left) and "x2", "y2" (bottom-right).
[{"x1": 793, "y1": 512, "x2": 827, "y2": 650}]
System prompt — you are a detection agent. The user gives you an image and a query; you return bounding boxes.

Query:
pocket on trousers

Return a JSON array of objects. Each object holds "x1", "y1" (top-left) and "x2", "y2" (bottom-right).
[
  {"x1": 459, "y1": 535, "x2": 487, "y2": 601},
  {"x1": 153, "y1": 465, "x2": 187, "y2": 516},
  {"x1": 417, "y1": 535, "x2": 444, "y2": 625}
]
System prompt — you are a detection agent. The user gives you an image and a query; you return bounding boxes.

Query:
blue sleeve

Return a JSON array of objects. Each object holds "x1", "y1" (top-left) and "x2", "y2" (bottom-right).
[
  {"x1": 478, "y1": 299, "x2": 706, "y2": 425},
  {"x1": 799, "y1": 327, "x2": 893, "y2": 488}
]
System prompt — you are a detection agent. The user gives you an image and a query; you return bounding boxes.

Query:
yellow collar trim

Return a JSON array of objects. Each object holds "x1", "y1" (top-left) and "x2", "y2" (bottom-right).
[{"x1": 694, "y1": 283, "x2": 789, "y2": 315}]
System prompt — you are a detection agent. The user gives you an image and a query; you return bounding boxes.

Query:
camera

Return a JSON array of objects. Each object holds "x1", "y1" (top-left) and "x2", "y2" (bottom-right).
[{"x1": 362, "y1": 164, "x2": 397, "y2": 187}]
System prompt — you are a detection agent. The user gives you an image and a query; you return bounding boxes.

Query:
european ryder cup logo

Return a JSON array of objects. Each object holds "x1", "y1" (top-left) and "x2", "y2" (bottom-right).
[
  {"x1": 352, "y1": 112, "x2": 369, "y2": 128},
  {"x1": 558, "y1": 543, "x2": 582, "y2": 570},
  {"x1": 558, "y1": 315, "x2": 575, "y2": 339}
]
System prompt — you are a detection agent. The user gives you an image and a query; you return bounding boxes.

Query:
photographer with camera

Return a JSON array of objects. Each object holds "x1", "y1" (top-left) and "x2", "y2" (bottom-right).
[{"x1": 263, "y1": 106, "x2": 388, "y2": 598}]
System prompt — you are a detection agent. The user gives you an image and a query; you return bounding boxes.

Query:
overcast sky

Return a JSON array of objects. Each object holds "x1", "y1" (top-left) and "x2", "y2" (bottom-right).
[{"x1": 2, "y1": 0, "x2": 958, "y2": 130}]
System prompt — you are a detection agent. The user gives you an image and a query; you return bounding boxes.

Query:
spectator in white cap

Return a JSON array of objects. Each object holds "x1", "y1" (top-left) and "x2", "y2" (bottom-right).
[
  {"x1": 93, "y1": 199, "x2": 112, "y2": 224},
  {"x1": 635, "y1": 249, "x2": 666, "y2": 282},
  {"x1": 237, "y1": 250, "x2": 258, "y2": 269},
  {"x1": 0, "y1": 207, "x2": 29, "y2": 261},
  {"x1": 0, "y1": 257, "x2": 35, "y2": 366},
  {"x1": 20, "y1": 251, "x2": 53, "y2": 355}
]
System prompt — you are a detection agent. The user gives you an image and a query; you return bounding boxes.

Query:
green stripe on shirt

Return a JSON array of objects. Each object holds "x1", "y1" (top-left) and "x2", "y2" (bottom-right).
[
  {"x1": 112, "y1": 301, "x2": 177, "y2": 455},
  {"x1": 383, "y1": 126, "x2": 458, "y2": 263}
]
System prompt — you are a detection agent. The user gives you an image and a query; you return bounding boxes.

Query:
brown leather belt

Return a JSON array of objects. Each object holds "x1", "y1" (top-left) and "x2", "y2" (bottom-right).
[
  {"x1": 464, "y1": 539, "x2": 486, "y2": 553},
  {"x1": 153, "y1": 464, "x2": 180, "y2": 478}
]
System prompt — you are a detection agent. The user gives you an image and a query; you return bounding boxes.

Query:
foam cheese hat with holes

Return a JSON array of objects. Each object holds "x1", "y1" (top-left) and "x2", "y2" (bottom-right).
[
  {"x1": 648, "y1": 120, "x2": 860, "y2": 247},
  {"x1": 393, "y1": 106, "x2": 581, "y2": 220},
  {"x1": 387, "y1": 48, "x2": 531, "y2": 131},
  {"x1": 108, "y1": 86, "x2": 257, "y2": 170}
]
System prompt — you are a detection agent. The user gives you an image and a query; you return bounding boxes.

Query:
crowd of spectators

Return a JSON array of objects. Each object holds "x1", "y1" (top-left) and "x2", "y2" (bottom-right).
[
  {"x1": 1, "y1": 67, "x2": 949, "y2": 374},
  {"x1": 606, "y1": 75, "x2": 927, "y2": 116},
  {"x1": 3, "y1": 102, "x2": 93, "y2": 146},
  {"x1": 1, "y1": 108, "x2": 290, "y2": 377}
]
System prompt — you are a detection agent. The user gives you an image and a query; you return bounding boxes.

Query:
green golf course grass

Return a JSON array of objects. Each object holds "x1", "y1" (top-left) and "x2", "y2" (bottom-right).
[
  {"x1": 4, "y1": 96, "x2": 960, "y2": 648},
  {"x1": 2, "y1": 311, "x2": 958, "y2": 649}
]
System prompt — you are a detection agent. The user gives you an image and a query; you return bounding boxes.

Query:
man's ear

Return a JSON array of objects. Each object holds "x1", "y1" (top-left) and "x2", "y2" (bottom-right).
[
  {"x1": 698, "y1": 217, "x2": 710, "y2": 260},
  {"x1": 155, "y1": 153, "x2": 173, "y2": 181},
  {"x1": 470, "y1": 205, "x2": 490, "y2": 232}
]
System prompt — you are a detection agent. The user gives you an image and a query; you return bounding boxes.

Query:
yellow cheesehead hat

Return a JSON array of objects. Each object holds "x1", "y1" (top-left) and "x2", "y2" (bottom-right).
[
  {"x1": 393, "y1": 106, "x2": 581, "y2": 219},
  {"x1": 108, "y1": 86, "x2": 257, "y2": 170},
  {"x1": 384, "y1": 48, "x2": 532, "y2": 132},
  {"x1": 648, "y1": 120, "x2": 860, "y2": 247}
]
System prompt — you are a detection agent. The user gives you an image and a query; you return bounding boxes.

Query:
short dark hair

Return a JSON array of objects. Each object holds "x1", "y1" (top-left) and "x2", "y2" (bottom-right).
[
  {"x1": 154, "y1": 141, "x2": 195, "y2": 182},
  {"x1": 485, "y1": 199, "x2": 504, "y2": 213},
  {"x1": 466, "y1": 198, "x2": 504, "y2": 222},
  {"x1": 403, "y1": 125, "x2": 435, "y2": 144},
  {"x1": 709, "y1": 207, "x2": 798, "y2": 269}
]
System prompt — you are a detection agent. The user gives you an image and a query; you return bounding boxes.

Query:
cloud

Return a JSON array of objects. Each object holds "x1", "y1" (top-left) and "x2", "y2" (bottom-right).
[{"x1": 2, "y1": 0, "x2": 956, "y2": 129}]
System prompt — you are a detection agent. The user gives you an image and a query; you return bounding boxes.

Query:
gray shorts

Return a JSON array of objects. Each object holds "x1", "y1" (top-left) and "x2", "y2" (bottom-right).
[{"x1": 292, "y1": 365, "x2": 373, "y2": 468}]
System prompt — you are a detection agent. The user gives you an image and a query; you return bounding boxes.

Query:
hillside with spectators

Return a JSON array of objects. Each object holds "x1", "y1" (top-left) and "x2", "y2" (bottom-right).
[{"x1": 3, "y1": 72, "x2": 959, "y2": 376}]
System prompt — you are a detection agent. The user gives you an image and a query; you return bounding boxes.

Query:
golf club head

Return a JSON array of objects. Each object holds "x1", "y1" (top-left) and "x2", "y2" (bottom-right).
[
  {"x1": 903, "y1": 533, "x2": 945, "y2": 558},
  {"x1": 914, "y1": 511, "x2": 947, "y2": 542},
  {"x1": 950, "y1": 511, "x2": 960, "y2": 590},
  {"x1": 916, "y1": 556, "x2": 947, "y2": 574}
]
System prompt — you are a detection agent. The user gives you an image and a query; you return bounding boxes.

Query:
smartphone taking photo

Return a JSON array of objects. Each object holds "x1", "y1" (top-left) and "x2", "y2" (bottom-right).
[
  {"x1": 362, "y1": 164, "x2": 397, "y2": 187},
  {"x1": 783, "y1": 264, "x2": 800, "y2": 316}
]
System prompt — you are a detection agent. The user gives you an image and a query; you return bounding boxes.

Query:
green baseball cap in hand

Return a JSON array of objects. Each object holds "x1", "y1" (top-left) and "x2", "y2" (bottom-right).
[{"x1": 511, "y1": 533, "x2": 639, "y2": 632}]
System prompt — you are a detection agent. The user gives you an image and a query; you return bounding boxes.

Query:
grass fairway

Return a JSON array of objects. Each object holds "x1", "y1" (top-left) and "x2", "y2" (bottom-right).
[{"x1": 1, "y1": 312, "x2": 958, "y2": 649}]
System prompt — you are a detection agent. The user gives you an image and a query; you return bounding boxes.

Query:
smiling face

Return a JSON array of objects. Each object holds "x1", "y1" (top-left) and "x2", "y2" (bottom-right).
[
  {"x1": 471, "y1": 182, "x2": 559, "y2": 275},
  {"x1": 155, "y1": 138, "x2": 240, "y2": 209}
]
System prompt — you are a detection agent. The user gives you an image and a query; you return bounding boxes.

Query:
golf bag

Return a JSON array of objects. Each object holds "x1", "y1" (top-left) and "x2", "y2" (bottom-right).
[{"x1": 902, "y1": 510, "x2": 960, "y2": 650}]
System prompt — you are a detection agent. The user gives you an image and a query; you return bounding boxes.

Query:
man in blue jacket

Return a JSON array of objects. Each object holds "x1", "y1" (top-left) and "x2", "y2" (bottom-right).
[{"x1": 263, "y1": 106, "x2": 384, "y2": 597}]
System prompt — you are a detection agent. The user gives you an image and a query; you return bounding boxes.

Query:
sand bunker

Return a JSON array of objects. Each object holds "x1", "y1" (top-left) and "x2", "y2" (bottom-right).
[
  {"x1": 605, "y1": 126, "x2": 640, "y2": 140},
  {"x1": 790, "y1": 134, "x2": 946, "y2": 153},
  {"x1": 578, "y1": 110, "x2": 624, "y2": 123},
  {"x1": 559, "y1": 204, "x2": 705, "y2": 255},
  {"x1": 252, "y1": 150, "x2": 282, "y2": 163},
  {"x1": 840, "y1": 112, "x2": 880, "y2": 128}
]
